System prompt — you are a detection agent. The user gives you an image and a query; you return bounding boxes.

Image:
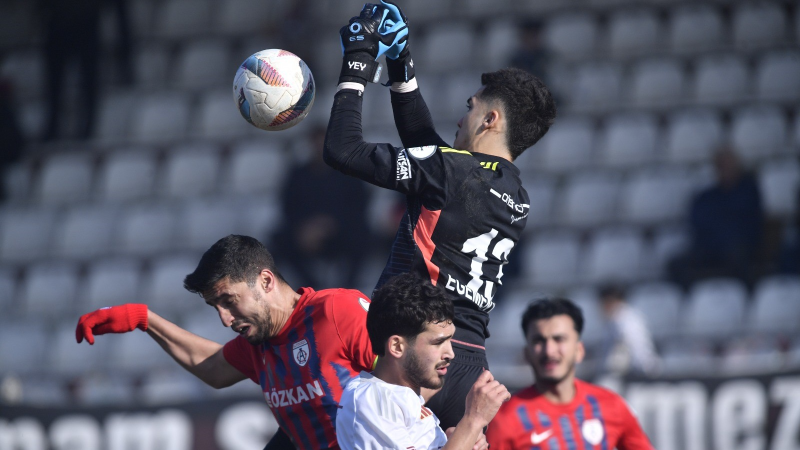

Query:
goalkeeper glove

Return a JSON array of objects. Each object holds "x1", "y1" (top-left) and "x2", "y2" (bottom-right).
[
  {"x1": 338, "y1": 3, "x2": 408, "y2": 85},
  {"x1": 75, "y1": 303, "x2": 149, "y2": 345},
  {"x1": 379, "y1": 0, "x2": 415, "y2": 83}
]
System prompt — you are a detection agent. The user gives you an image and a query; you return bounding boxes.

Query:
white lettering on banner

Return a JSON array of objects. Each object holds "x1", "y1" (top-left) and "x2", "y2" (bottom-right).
[
  {"x1": 107, "y1": 410, "x2": 192, "y2": 450},
  {"x1": 626, "y1": 382, "x2": 707, "y2": 450},
  {"x1": 712, "y1": 381, "x2": 766, "y2": 450},
  {"x1": 0, "y1": 417, "x2": 46, "y2": 450},
  {"x1": 396, "y1": 150, "x2": 411, "y2": 180},
  {"x1": 770, "y1": 377, "x2": 800, "y2": 450},
  {"x1": 216, "y1": 403, "x2": 277, "y2": 450},
  {"x1": 265, "y1": 380, "x2": 324, "y2": 409},
  {"x1": 50, "y1": 415, "x2": 101, "y2": 450}
]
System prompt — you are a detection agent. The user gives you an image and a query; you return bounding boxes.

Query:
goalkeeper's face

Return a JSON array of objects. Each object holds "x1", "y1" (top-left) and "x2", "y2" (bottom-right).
[
  {"x1": 205, "y1": 277, "x2": 277, "y2": 345},
  {"x1": 454, "y1": 87, "x2": 492, "y2": 151}
]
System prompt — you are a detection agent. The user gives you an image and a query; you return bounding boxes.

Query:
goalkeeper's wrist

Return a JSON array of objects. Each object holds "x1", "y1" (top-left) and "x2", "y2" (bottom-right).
[
  {"x1": 386, "y1": 52, "x2": 415, "y2": 84},
  {"x1": 339, "y1": 52, "x2": 382, "y2": 85},
  {"x1": 126, "y1": 303, "x2": 149, "y2": 331}
]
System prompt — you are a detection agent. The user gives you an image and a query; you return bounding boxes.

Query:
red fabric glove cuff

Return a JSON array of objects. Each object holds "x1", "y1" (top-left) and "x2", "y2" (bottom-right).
[{"x1": 126, "y1": 303, "x2": 149, "y2": 332}]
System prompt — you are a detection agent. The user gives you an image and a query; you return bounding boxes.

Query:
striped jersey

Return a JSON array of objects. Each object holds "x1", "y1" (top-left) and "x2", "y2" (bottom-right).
[
  {"x1": 485, "y1": 379, "x2": 653, "y2": 450},
  {"x1": 223, "y1": 287, "x2": 378, "y2": 450}
]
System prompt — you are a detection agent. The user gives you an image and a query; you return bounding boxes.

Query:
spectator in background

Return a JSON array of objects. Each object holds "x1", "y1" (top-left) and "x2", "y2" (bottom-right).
[
  {"x1": 598, "y1": 284, "x2": 660, "y2": 377},
  {"x1": 508, "y1": 19, "x2": 550, "y2": 87},
  {"x1": 270, "y1": 126, "x2": 371, "y2": 289},
  {"x1": 777, "y1": 186, "x2": 800, "y2": 274},
  {"x1": 0, "y1": 77, "x2": 24, "y2": 199},
  {"x1": 669, "y1": 146, "x2": 764, "y2": 288}
]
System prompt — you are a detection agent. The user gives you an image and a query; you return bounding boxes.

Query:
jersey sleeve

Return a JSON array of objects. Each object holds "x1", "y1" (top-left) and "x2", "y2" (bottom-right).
[
  {"x1": 389, "y1": 88, "x2": 449, "y2": 149},
  {"x1": 331, "y1": 290, "x2": 378, "y2": 372},
  {"x1": 222, "y1": 336, "x2": 259, "y2": 384},
  {"x1": 338, "y1": 385, "x2": 416, "y2": 450},
  {"x1": 616, "y1": 398, "x2": 655, "y2": 450},
  {"x1": 485, "y1": 404, "x2": 516, "y2": 450},
  {"x1": 324, "y1": 89, "x2": 449, "y2": 209}
]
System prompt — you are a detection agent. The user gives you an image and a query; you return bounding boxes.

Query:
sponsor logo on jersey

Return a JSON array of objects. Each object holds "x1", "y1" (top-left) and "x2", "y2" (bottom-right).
[
  {"x1": 444, "y1": 274, "x2": 494, "y2": 311},
  {"x1": 531, "y1": 429, "x2": 553, "y2": 445},
  {"x1": 490, "y1": 189, "x2": 530, "y2": 214},
  {"x1": 359, "y1": 297, "x2": 370, "y2": 311},
  {"x1": 582, "y1": 418, "x2": 605, "y2": 445},
  {"x1": 511, "y1": 213, "x2": 529, "y2": 224},
  {"x1": 420, "y1": 406, "x2": 434, "y2": 420},
  {"x1": 264, "y1": 380, "x2": 325, "y2": 409},
  {"x1": 480, "y1": 161, "x2": 499, "y2": 171},
  {"x1": 396, "y1": 150, "x2": 412, "y2": 180},
  {"x1": 407, "y1": 145, "x2": 437, "y2": 160},
  {"x1": 293, "y1": 339, "x2": 310, "y2": 367}
]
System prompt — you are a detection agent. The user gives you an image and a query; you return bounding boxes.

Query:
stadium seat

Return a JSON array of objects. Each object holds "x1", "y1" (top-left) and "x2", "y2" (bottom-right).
[
  {"x1": 545, "y1": 13, "x2": 597, "y2": 58},
  {"x1": 20, "y1": 262, "x2": 80, "y2": 317},
  {"x1": 21, "y1": 378, "x2": 69, "y2": 406},
  {"x1": 669, "y1": 5, "x2": 724, "y2": 53},
  {"x1": 223, "y1": 140, "x2": 288, "y2": 195},
  {"x1": 417, "y1": 23, "x2": 476, "y2": 73},
  {"x1": 2, "y1": 161, "x2": 32, "y2": 204},
  {"x1": 183, "y1": 309, "x2": 237, "y2": 344},
  {"x1": 142, "y1": 254, "x2": 204, "y2": 314},
  {"x1": 78, "y1": 373, "x2": 136, "y2": 406},
  {"x1": 582, "y1": 227, "x2": 645, "y2": 284},
  {"x1": 402, "y1": 0, "x2": 451, "y2": 23},
  {"x1": 628, "y1": 282, "x2": 683, "y2": 340},
  {"x1": 660, "y1": 340, "x2": 716, "y2": 376},
  {"x1": 17, "y1": 99, "x2": 46, "y2": 140},
  {"x1": 788, "y1": 337, "x2": 800, "y2": 368},
  {"x1": 53, "y1": 205, "x2": 118, "y2": 259},
  {"x1": 50, "y1": 321, "x2": 112, "y2": 375},
  {"x1": 536, "y1": 117, "x2": 595, "y2": 173},
  {"x1": 97, "y1": 148, "x2": 158, "y2": 202},
  {"x1": 645, "y1": 226, "x2": 689, "y2": 277},
  {"x1": 664, "y1": 109, "x2": 724, "y2": 163},
  {"x1": 683, "y1": 278, "x2": 747, "y2": 339},
  {"x1": 154, "y1": 0, "x2": 213, "y2": 40},
  {"x1": 83, "y1": 258, "x2": 142, "y2": 311},
  {"x1": 130, "y1": 93, "x2": 191, "y2": 143},
  {"x1": 161, "y1": 144, "x2": 221, "y2": 198},
  {"x1": 620, "y1": 167, "x2": 695, "y2": 224},
  {"x1": 608, "y1": 9, "x2": 661, "y2": 57},
  {"x1": 629, "y1": 58, "x2": 685, "y2": 107},
  {"x1": 749, "y1": 275, "x2": 800, "y2": 335},
  {"x1": 559, "y1": 171, "x2": 621, "y2": 227},
  {"x1": 721, "y1": 337, "x2": 783, "y2": 375},
  {"x1": 179, "y1": 200, "x2": 242, "y2": 251},
  {"x1": 0, "y1": 207, "x2": 57, "y2": 263},
  {"x1": 599, "y1": 113, "x2": 659, "y2": 168},
  {"x1": 731, "y1": 106, "x2": 788, "y2": 163},
  {"x1": 480, "y1": 19, "x2": 518, "y2": 70},
  {"x1": 756, "y1": 51, "x2": 800, "y2": 101},
  {"x1": 94, "y1": 91, "x2": 138, "y2": 143},
  {"x1": 520, "y1": 176, "x2": 556, "y2": 228},
  {"x1": 133, "y1": 44, "x2": 170, "y2": 90},
  {"x1": 109, "y1": 330, "x2": 175, "y2": 373},
  {"x1": 0, "y1": 320, "x2": 48, "y2": 375},
  {"x1": 0, "y1": 268, "x2": 16, "y2": 313},
  {"x1": 0, "y1": 49, "x2": 44, "y2": 99},
  {"x1": 441, "y1": 71, "x2": 486, "y2": 123},
  {"x1": 36, "y1": 152, "x2": 94, "y2": 205},
  {"x1": 175, "y1": 40, "x2": 230, "y2": 91},
  {"x1": 215, "y1": 0, "x2": 275, "y2": 36},
  {"x1": 571, "y1": 62, "x2": 622, "y2": 110},
  {"x1": 758, "y1": 158, "x2": 800, "y2": 216},
  {"x1": 694, "y1": 55, "x2": 749, "y2": 105},
  {"x1": 732, "y1": 2, "x2": 787, "y2": 50},
  {"x1": 484, "y1": 290, "x2": 532, "y2": 384},
  {"x1": 522, "y1": 231, "x2": 581, "y2": 287},
  {"x1": 196, "y1": 90, "x2": 254, "y2": 139},
  {"x1": 117, "y1": 204, "x2": 177, "y2": 256},
  {"x1": 565, "y1": 287, "x2": 603, "y2": 346},
  {"x1": 141, "y1": 370, "x2": 206, "y2": 404}
]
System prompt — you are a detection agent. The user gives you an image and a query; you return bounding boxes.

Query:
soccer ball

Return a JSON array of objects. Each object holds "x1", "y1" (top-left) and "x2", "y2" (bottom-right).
[{"x1": 232, "y1": 49, "x2": 315, "y2": 131}]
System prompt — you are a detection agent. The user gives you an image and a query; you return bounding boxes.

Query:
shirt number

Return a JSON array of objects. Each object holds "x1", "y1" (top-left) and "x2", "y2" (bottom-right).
[{"x1": 461, "y1": 229, "x2": 514, "y2": 303}]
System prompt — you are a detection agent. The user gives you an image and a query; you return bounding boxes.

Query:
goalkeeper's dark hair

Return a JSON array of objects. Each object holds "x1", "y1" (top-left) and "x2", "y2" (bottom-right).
[
  {"x1": 479, "y1": 68, "x2": 557, "y2": 160},
  {"x1": 184, "y1": 235, "x2": 286, "y2": 297},
  {"x1": 521, "y1": 298, "x2": 584, "y2": 338},
  {"x1": 367, "y1": 273, "x2": 454, "y2": 357}
]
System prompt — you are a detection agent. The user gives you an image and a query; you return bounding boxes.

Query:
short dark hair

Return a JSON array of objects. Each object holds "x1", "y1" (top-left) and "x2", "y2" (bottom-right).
[
  {"x1": 184, "y1": 235, "x2": 285, "y2": 296},
  {"x1": 479, "y1": 67, "x2": 557, "y2": 160},
  {"x1": 367, "y1": 273, "x2": 455, "y2": 357},
  {"x1": 521, "y1": 298, "x2": 584, "y2": 338},
  {"x1": 598, "y1": 284, "x2": 626, "y2": 302}
]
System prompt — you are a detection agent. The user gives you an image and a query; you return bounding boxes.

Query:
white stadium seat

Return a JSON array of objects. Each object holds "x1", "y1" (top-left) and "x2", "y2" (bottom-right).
[
  {"x1": 684, "y1": 278, "x2": 747, "y2": 339},
  {"x1": 0, "y1": 207, "x2": 57, "y2": 262},
  {"x1": 519, "y1": 175, "x2": 556, "y2": 228},
  {"x1": 522, "y1": 231, "x2": 581, "y2": 287},
  {"x1": 480, "y1": 19, "x2": 518, "y2": 70},
  {"x1": 36, "y1": 152, "x2": 94, "y2": 205},
  {"x1": 608, "y1": 9, "x2": 661, "y2": 57},
  {"x1": 154, "y1": 0, "x2": 213, "y2": 40},
  {"x1": 215, "y1": 0, "x2": 275, "y2": 36},
  {"x1": 599, "y1": 113, "x2": 659, "y2": 168},
  {"x1": 646, "y1": 226, "x2": 689, "y2": 277},
  {"x1": 664, "y1": 109, "x2": 724, "y2": 163},
  {"x1": 758, "y1": 158, "x2": 800, "y2": 216},
  {"x1": 566, "y1": 287, "x2": 603, "y2": 346},
  {"x1": 537, "y1": 117, "x2": 595, "y2": 173},
  {"x1": 130, "y1": 93, "x2": 191, "y2": 143},
  {"x1": 545, "y1": 13, "x2": 597, "y2": 58},
  {"x1": 78, "y1": 374, "x2": 136, "y2": 405},
  {"x1": 183, "y1": 309, "x2": 238, "y2": 344},
  {"x1": 109, "y1": 330, "x2": 175, "y2": 373},
  {"x1": 620, "y1": 167, "x2": 695, "y2": 224},
  {"x1": 162, "y1": 144, "x2": 221, "y2": 198},
  {"x1": 94, "y1": 91, "x2": 138, "y2": 143},
  {"x1": 83, "y1": 258, "x2": 142, "y2": 311},
  {"x1": 0, "y1": 320, "x2": 48, "y2": 375},
  {"x1": 694, "y1": 55, "x2": 749, "y2": 105},
  {"x1": 117, "y1": 204, "x2": 177, "y2": 256},
  {"x1": 54, "y1": 205, "x2": 118, "y2": 259},
  {"x1": 97, "y1": 148, "x2": 158, "y2": 202},
  {"x1": 749, "y1": 276, "x2": 800, "y2": 334},
  {"x1": 0, "y1": 268, "x2": 16, "y2": 313},
  {"x1": 133, "y1": 44, "x2": 170, "y2": 90},
  {"x1": 756, "y1": 51, "x2": 800, "y2": 101},
  {"x1": 141, "y1": 370, "x2": 205, "y2": 405},
  {"x1": 582, "y1": 227, "x2": 645, "y2": 284},
  {"x1": 224, "y1": 140, "x2": 288, "y2": 194},
  {"x1": 628, "y1": 282, "x2": 683, "y2": 340},
  {"x1": 196, "y1": 91, "x2": 254, "y2": 139},
  {"x1": 21, "y1": 262, "x2": 80, "y2": 317},
  {"x1": 733, "y1": 2, "x2": 787, "y2": 49},
  {"x1": 179, "y1": 200, "x2": 242, "y2": 251},
  {"x1": 669, "y1": 5, "x2": 724, "y2": 53},
  {"x1": 417, "y1": 23, "x2": 476, "y2": 73},
  {"x1": 731, "y1": 106, "x2": 788, "y2": 163},
  {"x1": 559, "y1": 171, "x2": 621, "y2": 226},
  {"x1": 629, "y1": 58, "x2": 685, "y2": 107},
  {"x1": 572, "y1": 62, "x2": 622, "y2": 110},
  {"x1": 175, "y1": 40, "x2": 230, "y2": 90},
  {"x1": 143, "y1": 254, "x2": 204, "y2": 314}
]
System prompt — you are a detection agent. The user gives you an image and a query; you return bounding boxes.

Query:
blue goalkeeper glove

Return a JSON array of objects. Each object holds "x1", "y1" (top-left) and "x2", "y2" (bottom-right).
[
  {"x1": 338, "y1": 3, "x2": 409, "y2": 85},
  {"x1": 379, "y1": 0, "x2": 415, "y2": 83}
]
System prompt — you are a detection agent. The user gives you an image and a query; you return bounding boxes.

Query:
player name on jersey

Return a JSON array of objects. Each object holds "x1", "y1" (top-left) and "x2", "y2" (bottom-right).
[{"x1": 264, "y1": 380, "x2": 325, "y2": 409}]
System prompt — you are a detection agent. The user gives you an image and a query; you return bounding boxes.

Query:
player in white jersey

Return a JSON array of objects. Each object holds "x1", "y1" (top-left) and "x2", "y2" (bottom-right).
[{"x1": 336, "y1": 274, "x2": 509, "y2": 450}]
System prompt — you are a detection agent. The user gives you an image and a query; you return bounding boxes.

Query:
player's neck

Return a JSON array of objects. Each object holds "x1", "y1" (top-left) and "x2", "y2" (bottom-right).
[
  {"x1": 536, "y1": 376, "x2": 577, "y2": 405},
  {"x1": 470, "y1": 135, "x2": 512, "y2": 162},
  {"x1": 271, "y1": 282, "x2": 302, "y2": 334},
  {"x1": 372, "y1": 360, "x2": 421, "y2": 395}
]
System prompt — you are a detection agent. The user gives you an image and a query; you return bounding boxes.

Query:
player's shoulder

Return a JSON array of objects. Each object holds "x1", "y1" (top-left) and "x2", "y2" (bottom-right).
[
  {"x1": 497, "y1": 386, "x2": 540, "y2": 414},
  {"x1": 345, "y1": 373, "x2": 418, "y2": 422},
  {"x1": 578, "y1": 379, "x2": 629, "y2": 407},
  {"x1": 310, "y1": 288, "x2": 371, "y2": 311}
]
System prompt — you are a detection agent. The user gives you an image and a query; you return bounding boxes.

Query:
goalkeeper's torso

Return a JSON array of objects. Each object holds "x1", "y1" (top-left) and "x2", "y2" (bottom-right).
[{"x1": 375, "y1": 147, "x2": 529, "y2": 346}]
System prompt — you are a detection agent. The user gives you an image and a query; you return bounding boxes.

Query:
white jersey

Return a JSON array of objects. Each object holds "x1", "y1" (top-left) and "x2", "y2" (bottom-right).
[{"x1": 336, "y1": 372, "x2": 447, "y2": 450}]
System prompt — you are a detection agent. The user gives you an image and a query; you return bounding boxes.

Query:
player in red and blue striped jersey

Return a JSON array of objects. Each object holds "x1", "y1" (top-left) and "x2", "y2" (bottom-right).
[
  {"x1": 75, "y1": 235, "x2": 377, "y2": 450},
  {"x1": 485, "y1": 299, "x2": 653, "y2": 450}
]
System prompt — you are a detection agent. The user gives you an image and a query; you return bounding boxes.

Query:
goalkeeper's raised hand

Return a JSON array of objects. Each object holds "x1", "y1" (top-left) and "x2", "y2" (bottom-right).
[
  {"x1": 75, "y1": 303, "x2": 149, "y2": 345},
  {"x1": 338, "y1": 3, "x2": 408, "y2": 85},
  {"x1": 379, "y1": 0, "x2": 415, "y2": 83}
]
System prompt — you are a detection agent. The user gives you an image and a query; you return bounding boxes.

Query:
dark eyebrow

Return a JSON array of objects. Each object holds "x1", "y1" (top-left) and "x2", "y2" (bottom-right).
[
  {"x1": 432, "y1": 334, "x2": 454, "y2": 345},
  {"x1": 205, "y1": 292, "x2": 230, "y2": 306}
]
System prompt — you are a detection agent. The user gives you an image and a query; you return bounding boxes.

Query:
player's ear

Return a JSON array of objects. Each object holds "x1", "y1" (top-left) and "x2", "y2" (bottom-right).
[
  {"x1": 576, "y1": 339, "x2": 585, "y2": 364},
  {"x1": 387, "y1": 335, "x2": 406, "y2": 358},
  {"x1": 259, "y1": 269, "x2": 277, "y2": 293}
]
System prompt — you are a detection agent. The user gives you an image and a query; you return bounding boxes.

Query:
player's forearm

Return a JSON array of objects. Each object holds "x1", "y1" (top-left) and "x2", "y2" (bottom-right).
[
  {"x1": 390, "y1": 86, "x2": 448, "y2": 149},
  {"x1": 145, "y1": 311, "x2": 229, "y2": 388},
  {"x1": 441, "y1": 417, "x2": 485, "y2": 450},
  {"x1": 323, "y1": 89, "x2": 375, "y2": 174}
]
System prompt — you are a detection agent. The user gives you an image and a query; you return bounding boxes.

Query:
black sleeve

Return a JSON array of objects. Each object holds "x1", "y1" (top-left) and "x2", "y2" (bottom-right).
[
  {"x1": 390, "y1": 89, "x2": 450, "y2": 149},
  {"x1": 323, "y1": 89, "x2": 448, "y2": 208},
  {"x1": 263, "y1": 428, "x2": 295, "y2": 450}
]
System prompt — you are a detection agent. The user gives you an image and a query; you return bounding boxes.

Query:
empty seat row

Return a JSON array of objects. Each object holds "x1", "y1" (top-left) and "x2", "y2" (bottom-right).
[{"x1": 547, "y1": 3, "x2": 798, "y2": 59}]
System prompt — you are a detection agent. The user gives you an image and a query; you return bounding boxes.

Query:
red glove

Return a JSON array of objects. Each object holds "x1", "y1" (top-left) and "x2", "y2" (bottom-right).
[{"x1": 75, "y1": 304, "x2": 149, "y2": 345}]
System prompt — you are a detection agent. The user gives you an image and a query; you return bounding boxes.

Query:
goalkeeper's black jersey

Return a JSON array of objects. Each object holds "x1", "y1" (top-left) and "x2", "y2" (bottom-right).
[{"x1": 325, "y1": 88, "x2": 529, "y2": 346}]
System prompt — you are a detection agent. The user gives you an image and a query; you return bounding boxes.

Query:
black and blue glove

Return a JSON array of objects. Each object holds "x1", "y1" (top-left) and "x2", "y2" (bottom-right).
[
  {"x1": 338, "y1": 3, "x2": 409, "y2": 85},
  {"x1": 379, "y1": 0, "x2": 415, "y2": 84}
]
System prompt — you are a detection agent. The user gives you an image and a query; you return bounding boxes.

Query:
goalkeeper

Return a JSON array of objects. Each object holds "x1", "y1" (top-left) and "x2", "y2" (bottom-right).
[{"x1": 325, "y1": 1, "x2": 557, "y2": 430}]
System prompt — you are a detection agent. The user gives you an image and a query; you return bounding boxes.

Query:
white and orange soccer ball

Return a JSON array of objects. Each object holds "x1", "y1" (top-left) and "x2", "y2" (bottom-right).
[{"x1": 232, "y1": 49, "x2": 315, "y2": 131}]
